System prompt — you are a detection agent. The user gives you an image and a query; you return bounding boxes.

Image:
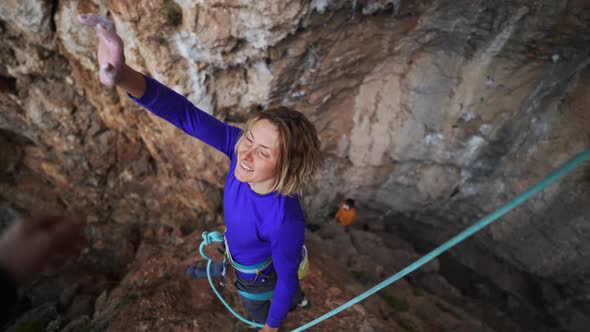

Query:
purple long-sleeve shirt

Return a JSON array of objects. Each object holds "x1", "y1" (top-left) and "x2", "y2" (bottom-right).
[{"x1": 130, "y1": 75, "x2": 304, "y2": 328}]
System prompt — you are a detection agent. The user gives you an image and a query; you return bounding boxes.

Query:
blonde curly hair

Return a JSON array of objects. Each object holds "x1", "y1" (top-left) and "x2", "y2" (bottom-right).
[{"x1": 235, "y1": 106, "x2": 321, "y2": 196}]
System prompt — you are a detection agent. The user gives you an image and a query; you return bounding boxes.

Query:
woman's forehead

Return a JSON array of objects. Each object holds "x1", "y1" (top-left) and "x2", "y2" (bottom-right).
[{"x1": 249, "y1": 119, "x2": 280, "y2": 150}]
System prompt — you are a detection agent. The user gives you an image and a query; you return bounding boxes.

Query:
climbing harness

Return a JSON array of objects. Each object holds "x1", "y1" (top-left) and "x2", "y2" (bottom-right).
[
  {"x1": 199, "y1": 231, "x2": 262, "y2": 327},
  {"x1": 198, "y1": 231, "x2": 310, "y2": 328},
  {"x1": 198, "y1": 149, "x2": 590, "y2": 331},
  {"x1": 224, "y1": 237, "x2": 272, "y2": 282},
  {"x1": 224, "y1": 236, "x2": 275, "y2": 301}
]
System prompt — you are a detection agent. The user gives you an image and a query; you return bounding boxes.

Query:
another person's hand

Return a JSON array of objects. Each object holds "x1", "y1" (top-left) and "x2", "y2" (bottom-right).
[
  {"x1": 0, "y1": 215, "x2": 85, "y2": 284},
  {"x1": 77, "y1": 13, "x2": 125, "y2": 87}
]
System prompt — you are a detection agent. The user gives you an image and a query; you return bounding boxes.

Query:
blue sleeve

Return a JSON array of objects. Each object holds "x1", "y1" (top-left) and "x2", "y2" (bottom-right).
[
  {"x1": 129, "y1": 75, "x2": 243, "y2": 159},
  {"x1": 266, "y1": 218, "x2": 305, "y2": 328}
]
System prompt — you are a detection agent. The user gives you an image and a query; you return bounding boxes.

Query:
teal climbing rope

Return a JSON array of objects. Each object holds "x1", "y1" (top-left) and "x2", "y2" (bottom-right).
[
  {"x1": 199, "y1": 149, "x2": 590, "y2": 331},
  {"x1": 199, "y1": 231, "x2": 266, "y2": 329},
  {"x1": 292, "y1": 148, "x2": 590, "y2": 332}
]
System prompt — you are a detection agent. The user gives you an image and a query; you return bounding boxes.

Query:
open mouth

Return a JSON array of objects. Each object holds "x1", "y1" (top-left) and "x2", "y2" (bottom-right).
[{"x1": 240, "y1": 160, "x2": 253, "y2": 172}]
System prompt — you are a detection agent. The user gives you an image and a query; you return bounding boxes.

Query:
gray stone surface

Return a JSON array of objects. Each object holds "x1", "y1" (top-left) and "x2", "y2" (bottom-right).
[{"x1": 0, "y1": 0, "x2": 588, "y2": 330}]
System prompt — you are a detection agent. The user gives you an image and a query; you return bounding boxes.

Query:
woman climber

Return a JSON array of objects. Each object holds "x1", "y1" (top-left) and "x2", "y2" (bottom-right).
[{"x1": 78, "y1": 14, "x2": 321, "y2": 332}]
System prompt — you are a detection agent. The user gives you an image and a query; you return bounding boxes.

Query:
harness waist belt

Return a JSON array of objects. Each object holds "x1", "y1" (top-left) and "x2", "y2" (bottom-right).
[{"x1": 224, "y1": 237, "x2": 273, "y2": 275}]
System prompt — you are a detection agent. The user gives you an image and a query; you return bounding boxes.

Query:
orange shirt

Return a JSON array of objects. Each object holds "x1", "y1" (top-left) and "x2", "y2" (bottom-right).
[{"x1": 335, "y1": 203, "x2": 357, "y2": 226}]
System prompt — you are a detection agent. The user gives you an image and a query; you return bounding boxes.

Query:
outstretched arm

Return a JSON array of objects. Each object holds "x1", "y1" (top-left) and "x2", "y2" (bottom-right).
[{"x1": 77, "y1": 13, "x2": 242, "y2": 158}]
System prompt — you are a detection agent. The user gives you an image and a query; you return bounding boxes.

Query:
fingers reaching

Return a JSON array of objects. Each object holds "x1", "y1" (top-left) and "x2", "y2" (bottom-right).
[
  {"x1": 77, "y1": 13, "x2": 115, "y2": 32},
  {"x1": 78, "y1": 13, "x2": 125, "y2": 87},
  {"x1": 96, "y1": 23, "x2": 120, "y2": 46},
  {"x1": 95, "y1": 25, "x2": 124, "y2": 67}
]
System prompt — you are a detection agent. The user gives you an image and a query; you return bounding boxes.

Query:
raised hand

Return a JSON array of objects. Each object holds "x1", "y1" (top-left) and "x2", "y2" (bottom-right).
[{"x1": 77, "y1": 13, "x2": 125, "y2": 87}]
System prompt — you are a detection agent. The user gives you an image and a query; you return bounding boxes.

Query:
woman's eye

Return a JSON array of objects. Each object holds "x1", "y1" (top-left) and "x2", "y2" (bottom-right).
[{"x1": 246, "y1": 137, "x2": 253, "y2": 143}]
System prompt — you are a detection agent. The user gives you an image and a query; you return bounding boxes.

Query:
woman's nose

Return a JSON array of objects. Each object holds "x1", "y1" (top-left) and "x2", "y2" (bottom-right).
[{"x1": 242, "y1": 146, "x2": 255, "y2": 160}]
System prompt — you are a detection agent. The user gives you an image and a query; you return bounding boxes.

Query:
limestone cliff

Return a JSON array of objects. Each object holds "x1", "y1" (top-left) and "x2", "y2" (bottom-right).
[{"x1": 0, "y1": 0, "x2": 588, "y2": 331}]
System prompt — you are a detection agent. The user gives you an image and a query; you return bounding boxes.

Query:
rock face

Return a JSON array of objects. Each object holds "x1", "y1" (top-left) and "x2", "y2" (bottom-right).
[{"x1": 0, "y1": 0, "x2": 589, "y2": 331}]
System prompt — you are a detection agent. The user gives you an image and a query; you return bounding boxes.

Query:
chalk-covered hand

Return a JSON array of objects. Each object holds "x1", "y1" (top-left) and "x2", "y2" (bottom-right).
[{"x1": 77, "y1": 13, "x2": 125, "y2": 87}]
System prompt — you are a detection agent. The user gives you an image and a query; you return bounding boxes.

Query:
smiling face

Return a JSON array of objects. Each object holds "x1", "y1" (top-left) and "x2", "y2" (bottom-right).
[{"x1": 234, "y1": 119, "x2": 280, "y2": 194}]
